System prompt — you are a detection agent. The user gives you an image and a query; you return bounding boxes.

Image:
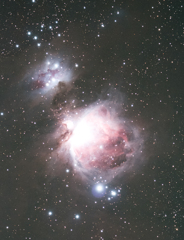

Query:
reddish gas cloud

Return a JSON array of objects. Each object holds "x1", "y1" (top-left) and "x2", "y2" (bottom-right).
[
  {"x1": 60, "y1": 104, "x2": 134, "y2": 172},
  {"x1": 30, "y1": 67, "x2": 62, "y2": 90}
]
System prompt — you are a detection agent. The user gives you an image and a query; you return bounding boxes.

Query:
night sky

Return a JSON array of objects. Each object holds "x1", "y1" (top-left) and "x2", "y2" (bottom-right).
[{"x1": 1, "y1": 0, "x2": 184, "y2": 239}]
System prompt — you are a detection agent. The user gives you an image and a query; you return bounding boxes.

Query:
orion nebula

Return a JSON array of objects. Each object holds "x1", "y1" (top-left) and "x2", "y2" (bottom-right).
[{"x1": 54, "y1": 98, "x2": 141, "y2": 182}]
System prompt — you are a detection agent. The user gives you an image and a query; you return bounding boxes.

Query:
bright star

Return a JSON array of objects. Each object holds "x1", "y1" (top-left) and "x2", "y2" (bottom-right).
[
  {"x1": 96, "y1": 184, "x2": 104, "y2": 192},
  {"x1": 111, "y1": 190, "x2": 116, "y2": 196}
]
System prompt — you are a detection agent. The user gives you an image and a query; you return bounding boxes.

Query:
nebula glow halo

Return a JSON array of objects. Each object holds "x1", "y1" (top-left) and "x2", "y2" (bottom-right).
[{"x1": 55, "y1": 101, "x2": 142, "y2": 182}]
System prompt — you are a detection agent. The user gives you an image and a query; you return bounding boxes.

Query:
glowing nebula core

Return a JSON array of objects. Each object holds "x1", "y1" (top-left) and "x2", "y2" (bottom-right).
[{"x1": 59, "y1": 104, "x2": 134, "y2": 173}]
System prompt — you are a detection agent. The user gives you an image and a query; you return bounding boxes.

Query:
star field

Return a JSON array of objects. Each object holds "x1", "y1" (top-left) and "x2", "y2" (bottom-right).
[{"x1": 1, "y1": 0, "x2": 184, "y2": 240}]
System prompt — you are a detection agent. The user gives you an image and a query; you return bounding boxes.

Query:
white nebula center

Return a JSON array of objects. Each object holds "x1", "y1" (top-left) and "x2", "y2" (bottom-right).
[{"x1": 71, "y1": 118, "x2": 95, "y2": 147}]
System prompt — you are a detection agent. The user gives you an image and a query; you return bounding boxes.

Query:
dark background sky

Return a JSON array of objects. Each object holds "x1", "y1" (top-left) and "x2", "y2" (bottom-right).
[{"x1": 0, "y1": 0, "x2": 184, "y2": 239}]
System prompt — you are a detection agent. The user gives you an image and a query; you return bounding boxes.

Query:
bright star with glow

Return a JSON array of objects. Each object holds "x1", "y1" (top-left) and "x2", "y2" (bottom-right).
[
  {"x1": 96, "y1": 184, "x2": 104, "y2": 192},
  {"x1": 111, "y1": 190, "x2": 116, "y2": 196},
  {"x1": 48, "y1": 211, "x2": 52, "y2": 216},
  {"x1": 75, "y1": 214, "x2": 80, "y2": 219},
  {"x1": 92, "y1": 183, "x2": 105, "y2": 198}
]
